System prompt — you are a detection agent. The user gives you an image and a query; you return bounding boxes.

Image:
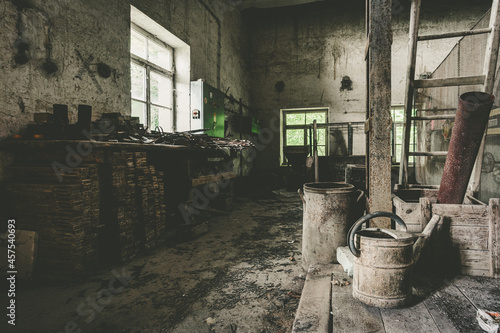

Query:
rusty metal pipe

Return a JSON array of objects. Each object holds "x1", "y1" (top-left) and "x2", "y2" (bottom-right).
[{"x1": 437, "y1": 92, "x2": 494, "y2": 204}]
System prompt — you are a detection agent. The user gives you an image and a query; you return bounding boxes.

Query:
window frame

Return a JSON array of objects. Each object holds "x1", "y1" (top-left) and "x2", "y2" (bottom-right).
[
  {"x1": 391, "y1": 105, "x2": 416, "y2": 165},
  {"x1": 281, "y1": 108, "x2": 329, "y2": 165},
  {"x1": 130, "y1": 23, "x2": 175, "y2": 132}
]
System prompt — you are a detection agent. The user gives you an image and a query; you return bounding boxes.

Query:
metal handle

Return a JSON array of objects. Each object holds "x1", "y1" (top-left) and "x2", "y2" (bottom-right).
[
  {"x1": 298, "y1": 188, "x2": 305, "y2": 204},
  {"x1": 347, "y1": 211, "x2": 407, "y2": 257},
  {"x1": 355, "y1": 189, "x2": 365, "y2": 203}
]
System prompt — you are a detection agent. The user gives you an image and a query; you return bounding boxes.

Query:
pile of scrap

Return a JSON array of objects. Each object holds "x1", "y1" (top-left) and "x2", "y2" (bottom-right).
[
  {"x1": 152, "y1": 131, "x2": 254, "y2": 150},
  {"x1": 5, "y1": 165, "x2": 100, "y2": 279}
]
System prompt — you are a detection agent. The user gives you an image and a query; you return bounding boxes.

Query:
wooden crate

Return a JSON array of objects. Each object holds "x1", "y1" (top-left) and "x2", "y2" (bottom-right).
[{"x1": 393, "y1": 189, "x2": 499, "y2": 277}]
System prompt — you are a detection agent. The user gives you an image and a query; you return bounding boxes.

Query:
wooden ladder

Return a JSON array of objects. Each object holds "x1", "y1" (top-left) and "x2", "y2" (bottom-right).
[{"x1": 398, "y1": 0, "x2": 500, "y2": 194}]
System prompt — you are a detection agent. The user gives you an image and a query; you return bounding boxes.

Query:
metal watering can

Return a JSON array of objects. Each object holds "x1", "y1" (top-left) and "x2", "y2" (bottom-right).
[{"x1": 347, "y1": 211, "x2": 441, "y2": 308}]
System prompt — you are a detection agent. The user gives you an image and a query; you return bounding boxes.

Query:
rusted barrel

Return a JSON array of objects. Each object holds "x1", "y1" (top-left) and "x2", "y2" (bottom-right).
[
  {"x1": 438, "y1": 91, "x2": 494, "y2": 204},
  {"x1": 349, "y1": 211, "x2": 415, "y2": 308},
  {"x1": 299, "y1": 182, "x2": 362, "y2": 270}
]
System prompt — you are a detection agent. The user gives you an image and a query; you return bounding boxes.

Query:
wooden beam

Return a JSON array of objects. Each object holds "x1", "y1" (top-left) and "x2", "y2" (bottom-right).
[
  {"x1": 413, "y1": 75, "x2": 485, "y2": 88},
  {"x1": 313, "y1": 120, "x2": 319, "y2": 183},
  {"x1": 411, "y1": 115, "x2": 456, "y2": 120},
  {"x1": 469, "y1": 0, "x2": 500, "y2": 195},
  {"x1": 368, "y1": 0, "x2": 393, "y2": 228},
  {"x1": 490, "y1": 198, "x2": 500, "y2": 277},
  {"x1": 417, "y1": 28, "x2": 491, "y2": 41},
  {"x1": 409, "y1": 151, "x2": 448, "y2": 156},
  {"x1": 399, "y1": 0, "x2": 421, "y2": 187}
]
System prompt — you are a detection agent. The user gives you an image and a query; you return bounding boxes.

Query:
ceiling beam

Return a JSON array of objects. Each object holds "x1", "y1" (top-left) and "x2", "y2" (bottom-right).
[{"x1": 237, "y1": 0, "x2": 325, "y2": 10}]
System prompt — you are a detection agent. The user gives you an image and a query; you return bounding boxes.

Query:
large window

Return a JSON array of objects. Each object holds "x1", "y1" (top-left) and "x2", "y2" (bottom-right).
[
  {"x1": 281, "y1": 108, "x2": 328, "y2": 164},
  {"x1": 392, "y1": 106, "x2": 416, "y2": 165},
  {"x1": 131, "y1": 25, "x2": 174, "y2": 132}
]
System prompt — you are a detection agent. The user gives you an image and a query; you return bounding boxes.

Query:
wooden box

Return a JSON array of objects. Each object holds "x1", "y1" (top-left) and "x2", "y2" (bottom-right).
[{"x1": 393, "y1": 189, "x2": 499, "y2": 277}]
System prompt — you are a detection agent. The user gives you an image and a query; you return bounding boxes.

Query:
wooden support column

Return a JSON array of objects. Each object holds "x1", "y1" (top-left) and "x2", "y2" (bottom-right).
[{"x1": 367, "y1": 0, "x2": 393, "y2": 228}]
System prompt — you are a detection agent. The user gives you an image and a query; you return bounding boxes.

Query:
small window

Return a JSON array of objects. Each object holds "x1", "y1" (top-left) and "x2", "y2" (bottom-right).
[
  {"x1": 130, "y1": 25, "x2": 174, "y2": 132},
  {"x1": 281, "y1": 108, "x2": 328, "y2": 165},
  {"x1": 391, "y1": 106, "x2": 416, "y2": 165}
]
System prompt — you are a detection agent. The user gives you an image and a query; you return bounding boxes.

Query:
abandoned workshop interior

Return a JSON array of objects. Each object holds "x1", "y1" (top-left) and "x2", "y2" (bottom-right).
[{"x1": 2, "y1": 0, "x2": 500, "y2": 332}]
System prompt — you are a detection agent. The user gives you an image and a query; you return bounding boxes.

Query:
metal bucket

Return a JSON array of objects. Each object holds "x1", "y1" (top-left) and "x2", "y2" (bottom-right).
[
  {"x1": 299, "y1": 182, "x2": 363, "y2": 270},
  {"x1": 348, "y1": 212, "x2": 416, "y2": 308}
]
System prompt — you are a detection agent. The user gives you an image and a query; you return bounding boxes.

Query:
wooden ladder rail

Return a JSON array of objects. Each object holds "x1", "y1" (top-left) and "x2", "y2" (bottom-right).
[{"x1": 398, "y1": 0, "x2": 500, "y2": 190}]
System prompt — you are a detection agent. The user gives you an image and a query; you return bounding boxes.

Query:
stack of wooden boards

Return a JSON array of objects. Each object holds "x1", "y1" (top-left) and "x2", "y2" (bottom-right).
[
  {"x1": 6, "y1": 165, "x2": 100, "y2": 279},
  {"x1": 5, "y1": 150, "x2": 167, "y2": 279}
]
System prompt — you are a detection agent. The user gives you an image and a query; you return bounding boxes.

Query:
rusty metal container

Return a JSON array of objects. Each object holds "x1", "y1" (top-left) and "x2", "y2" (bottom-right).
[
  {"x1": 299, "y1": 182, "x2": 363, "y2": 270},
  {"x1": 438, "y1": 92, "x2": 494, "y2": 204},
  {"x1": 348, "y1": 211, "x2": 440, "y2": 308}
]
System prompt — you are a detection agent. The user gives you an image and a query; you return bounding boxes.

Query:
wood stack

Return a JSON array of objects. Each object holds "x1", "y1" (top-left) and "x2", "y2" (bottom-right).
[
  {"x1": 133, "y1": 152, "x2": 166, "y2": 250},
  {"x1": 101, "y1": 151, "x2": 167, "y2": 263},
  {"x1": 105, "y1": 152, "x2": 139, "y2": 263},
  {"x1": 3, "y1": 149, "x2": 169, "y2": 278},
  {"x1": 5, "y1": 165, "x2": 100, "y2": 279}
]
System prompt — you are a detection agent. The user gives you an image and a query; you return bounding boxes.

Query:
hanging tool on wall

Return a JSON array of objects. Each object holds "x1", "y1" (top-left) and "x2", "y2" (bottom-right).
[{"x1": 41, "y1": 22, "x2": 58, "y2": 74}]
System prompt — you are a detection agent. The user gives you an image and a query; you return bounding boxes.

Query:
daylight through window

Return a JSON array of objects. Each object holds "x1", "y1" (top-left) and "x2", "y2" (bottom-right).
[
  {"x1": 281, "y1": 109, "x2": 328, "y2": 165},
  {"x1": 131, "y1": 25, "x2": 174, "y2": 132}
]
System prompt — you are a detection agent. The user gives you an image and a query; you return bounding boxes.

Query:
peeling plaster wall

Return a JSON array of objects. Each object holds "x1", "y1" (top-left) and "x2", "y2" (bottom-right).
[
  {"x1": 244, "y1": 0, "x2": 491, "y2": 170},
  {"x1": 0, "y1": 0, "x2": 250, "y2": 136},
  {"x1": 0, "y1": 0, "x2": 250, "y2": 177}
]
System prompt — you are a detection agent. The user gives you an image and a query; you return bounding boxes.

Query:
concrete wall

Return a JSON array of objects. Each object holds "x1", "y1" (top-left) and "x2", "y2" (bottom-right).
[
  {"x1": 0, "y1": 0, "x2": 250, "y2": 178},
  {"x1": 244, "y1": 0, "x2": 492, "y2": 170}
]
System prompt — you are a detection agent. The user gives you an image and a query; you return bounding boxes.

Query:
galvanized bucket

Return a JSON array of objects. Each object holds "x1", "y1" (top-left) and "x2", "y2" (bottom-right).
[{"x1": 299, "y1": 182, "x2": 363, "y2": 270}]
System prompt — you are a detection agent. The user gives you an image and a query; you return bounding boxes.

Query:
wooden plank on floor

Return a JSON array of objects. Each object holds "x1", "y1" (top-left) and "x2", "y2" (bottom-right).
[
  {"x1": 331, "y1": 265, "x2": 385, "y2": 332},
  {"x1": 423, "y1": 280, "x2": 482, "y2": 333},
  {"x1": 452, "y1": 275, "x2": 500, "y2": 310},
  {"x1": 292, "y1": 265, "x2": 333, "y2": 332},
  {"x1": 380, "y1": 302, "x2": 439, "y2": 333}
]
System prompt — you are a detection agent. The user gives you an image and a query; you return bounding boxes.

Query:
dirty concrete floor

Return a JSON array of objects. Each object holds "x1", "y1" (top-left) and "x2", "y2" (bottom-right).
[{"x1": 10, "y1": 191, "x2": 305, "y2": 333}]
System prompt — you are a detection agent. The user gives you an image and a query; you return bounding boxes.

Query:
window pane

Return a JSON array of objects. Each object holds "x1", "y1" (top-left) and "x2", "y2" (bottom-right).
[
  {"x1": 317, "y1": 128, "x2": 326, "y2": 145},
  {"x1": 306, "y1": 112, "x2": 326, "y2": 124},
  {"x1": 392, "y1": 108, "x2": 405, "y2": 122},
  {"x1": 150, "y1": 106, "x2": 172, "y2": 132},
  {"x1": 306, "y1": 128, "x2": 326, "y2": 146},
  {"x1": 131, "y1": 100, "x2": 146, "y2": 126},
  {"x1": 286, "y1": 113, "x2": 305, "y2": 125},
  {"x1": 148, "y1": 40, "x2": 172, "y2": 70},
  {"x1": 150, "y1": 72, "x2": 172, "y2": 107},
  {"x1": 131, "y1": 30, "x2": 147, "y2": 59},
  {"x1": 131, "y1": 63, "x2": 146, "y2": 100},
  {"x1": 317, "y1": 146, "x2": 326, "y2": 156},
  {"x1": 395, "y1": 144, "x2": 402, "y2": 163},
  {"x1": 286, "y1": 129, "x2": 304, "y2": 146}
]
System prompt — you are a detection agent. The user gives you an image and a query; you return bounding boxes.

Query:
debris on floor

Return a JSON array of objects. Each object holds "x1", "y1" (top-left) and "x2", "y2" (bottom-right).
[
  {"x1": 478, "y1": 309, "x2": 500, "y2": 333},
  {"x1": 14, "y1": 193, "x2": 306, "y2": 332},
  {"x1": 332, "y1": 279, "x2": 350, "y2": 287}
]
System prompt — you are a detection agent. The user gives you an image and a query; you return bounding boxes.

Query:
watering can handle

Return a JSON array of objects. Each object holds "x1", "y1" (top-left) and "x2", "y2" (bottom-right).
[
  {"x1": 298, "y1": 188, "x2": 305, "y2": 204},
  {"x1": 355, "y1": 189, "x2": 364, "y2": 203},
  {"x1": 348, "y1": 211, "x2": 407, "y2": 257}
]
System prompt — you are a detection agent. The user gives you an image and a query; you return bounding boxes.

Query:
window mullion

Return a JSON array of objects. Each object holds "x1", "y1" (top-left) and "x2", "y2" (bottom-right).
[{"x1": 146, "y1": 65, "x2": 151, "y2": 130}]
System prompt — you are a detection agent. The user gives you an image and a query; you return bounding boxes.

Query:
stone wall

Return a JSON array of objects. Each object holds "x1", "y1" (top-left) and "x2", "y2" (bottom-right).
[
  {"x1": 244, "y1": 0, "x2": 492, "y2": 170},
  {"x1": 0, "y1": 0, "x2": 250, "y2": 135},
  {"x1": 0, "y1": 0, "x2": 251, "y2": 178}
]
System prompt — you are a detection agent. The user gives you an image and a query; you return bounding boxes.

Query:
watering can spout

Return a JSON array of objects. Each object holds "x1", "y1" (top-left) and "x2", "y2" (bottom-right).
[{"x1": 413, "y1": 214, "x2": 441, "y2": 263}]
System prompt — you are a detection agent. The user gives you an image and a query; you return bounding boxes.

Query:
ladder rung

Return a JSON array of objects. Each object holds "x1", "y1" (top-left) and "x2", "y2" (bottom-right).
[
  {"x1": 416, "y1": 108, "x2": 456, "y2": 112},
  {"x1": 417, "y1": 28, "x2": 491, "y2": 41},
  {"x1": 413, "y1": 75, "x2": 485, "y2": 88},
  {"x1": 411, "y1": 115, "x2": 456, "y2": 120},
  {"x1": 409, "y1": 151, "x2": 448, "y2": 156}
]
